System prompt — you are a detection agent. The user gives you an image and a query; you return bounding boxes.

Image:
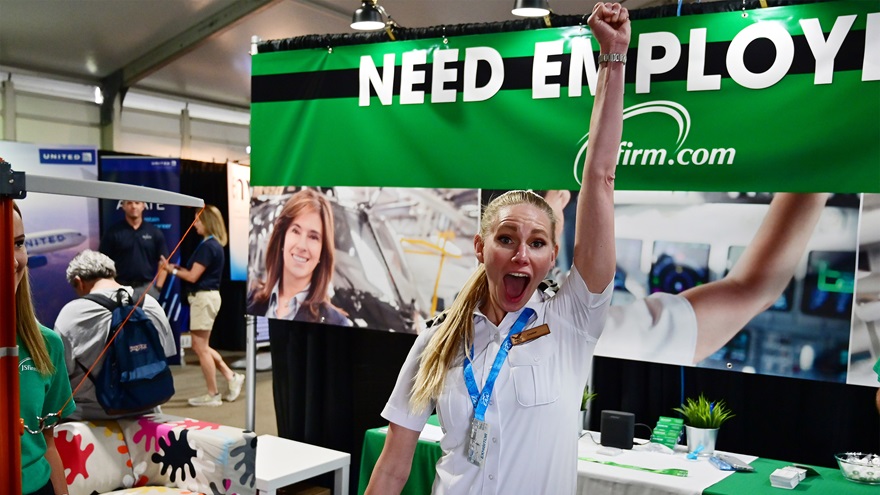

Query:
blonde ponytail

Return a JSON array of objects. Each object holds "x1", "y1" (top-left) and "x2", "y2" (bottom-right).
[{"x1": 410, "y1": 265, "x2": 488, "y2": 412}]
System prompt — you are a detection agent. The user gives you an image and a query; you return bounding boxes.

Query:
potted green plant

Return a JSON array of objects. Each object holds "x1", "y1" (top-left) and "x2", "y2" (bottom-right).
[
  {"x1": 673, "y1": 394, "x2": 734, "y2": 456},
  {"x1": 579, "y1": 386, "x2": 597, "y2": 431},
  {"x1": 581, "y1": 386, "x2": 598, "y2": 411}
]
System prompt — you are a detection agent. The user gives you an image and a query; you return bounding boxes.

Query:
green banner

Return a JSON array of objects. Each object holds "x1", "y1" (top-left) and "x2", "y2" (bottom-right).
[{"x1": 251, "y1": 1, "x2": 879, "y2": 192}]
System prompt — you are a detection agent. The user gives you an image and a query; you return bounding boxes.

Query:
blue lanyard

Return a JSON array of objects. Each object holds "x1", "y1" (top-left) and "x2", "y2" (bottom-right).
[
  {"x1": 197, "y1": 235, "x2": 214, "y2": 249},
  {"x1": 464, "y1": 307, "x2": 536, "y2": 421}
]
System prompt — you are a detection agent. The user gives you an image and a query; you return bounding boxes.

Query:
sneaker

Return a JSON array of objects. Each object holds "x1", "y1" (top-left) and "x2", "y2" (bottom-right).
[
  {"x1": 225, "y1": 373, "x2": 245, "y2": 402},
  {"x1": 188, "y1": 393, "x2": 222, "y2": 407}
]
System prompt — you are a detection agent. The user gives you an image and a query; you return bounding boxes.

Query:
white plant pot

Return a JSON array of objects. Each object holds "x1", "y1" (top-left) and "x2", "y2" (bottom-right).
[{"x1": 685, "y1": 426, "x2": 719, "y2": 457}]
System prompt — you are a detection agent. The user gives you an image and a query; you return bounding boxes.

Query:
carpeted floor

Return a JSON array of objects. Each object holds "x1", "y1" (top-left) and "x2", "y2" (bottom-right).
[{"x1": 161, "y1": 350, "x2": 278, "y2": 436}]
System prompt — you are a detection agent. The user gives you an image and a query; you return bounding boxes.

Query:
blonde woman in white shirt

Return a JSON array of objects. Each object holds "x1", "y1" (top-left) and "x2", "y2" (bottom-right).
[{"x1": 366, "y1": 3, "x2": 630, "y2": 494}]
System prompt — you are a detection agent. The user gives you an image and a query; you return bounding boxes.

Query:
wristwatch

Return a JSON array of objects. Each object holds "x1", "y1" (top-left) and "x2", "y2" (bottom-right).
[{"x1": 597, "y1": 53, "x2": 627, "y2": 65}]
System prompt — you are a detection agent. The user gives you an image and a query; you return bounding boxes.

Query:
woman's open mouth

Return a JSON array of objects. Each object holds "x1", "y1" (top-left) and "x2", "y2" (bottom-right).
[{"x1": 503, "y1": 272, "x2": 530, "y2": 302}]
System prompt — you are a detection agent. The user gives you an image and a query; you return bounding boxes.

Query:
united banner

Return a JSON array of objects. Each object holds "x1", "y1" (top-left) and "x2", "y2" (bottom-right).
[
  {"x1": 0, "y1": 141, "x2": 98, "y2": 327},
  {"x1": 249, "y1": 1, "x2": 879, "y2": 385}
]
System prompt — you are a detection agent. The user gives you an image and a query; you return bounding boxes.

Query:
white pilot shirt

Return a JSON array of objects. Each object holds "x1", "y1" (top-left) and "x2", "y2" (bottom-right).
[{"x1": 381, "y1": 268, "x2": 612, "y2": 495}]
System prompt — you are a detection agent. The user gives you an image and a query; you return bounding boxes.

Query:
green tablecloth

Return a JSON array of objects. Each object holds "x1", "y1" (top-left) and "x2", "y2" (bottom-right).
[
  {"x1": 359, "y1": 420, "x2": 866, "y2": 495},
  {"x1": 357, "y1": 415, "x2": 442, "y2": 495},
  {"x1": 704, "y1": 457, "x2": 875, "y2": 494}
]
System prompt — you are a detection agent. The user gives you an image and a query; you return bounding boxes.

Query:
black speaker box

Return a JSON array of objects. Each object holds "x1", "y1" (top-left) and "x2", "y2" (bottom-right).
[{"x1": 600, "y1": 410, "x2": 634, "y2": 449}]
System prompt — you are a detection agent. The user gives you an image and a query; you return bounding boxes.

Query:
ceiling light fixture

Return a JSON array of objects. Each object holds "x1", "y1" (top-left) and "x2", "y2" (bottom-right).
[
  {"x1": 351, "y1": 0, "x2": 400, "y2": 40},
  {"x1": 351, "y1": 0, "x2": 386, "y2": 31},
  {"x1": 511, "y1": 0, "x2": 551, "y2": 18}
]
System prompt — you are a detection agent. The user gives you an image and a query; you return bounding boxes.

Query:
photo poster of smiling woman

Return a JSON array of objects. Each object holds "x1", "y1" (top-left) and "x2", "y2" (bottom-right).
[
  {"x1": 481, "y1": 189, "x2": 861, "y2": 385},
  {"x1": 247, "y1": 186, "x2": 479, "y2": 334}
]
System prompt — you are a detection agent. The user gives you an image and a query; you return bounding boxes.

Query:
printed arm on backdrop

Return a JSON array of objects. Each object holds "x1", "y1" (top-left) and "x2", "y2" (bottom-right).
[
  {"x1": 574, "y1": 2, "x2": 630, "y2": 292},
  {"x1": 544, "y1": 190, "x2": 571, "y2": 250},
  {"x1": 681, "y1": 193, "x2": 829, "y2": 363}
]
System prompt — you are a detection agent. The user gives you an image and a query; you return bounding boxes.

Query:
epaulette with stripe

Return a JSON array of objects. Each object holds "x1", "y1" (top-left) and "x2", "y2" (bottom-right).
[
  {"x1": 538, "y1": 279, "x2": 559, "y2": 297},
  {"x1": 425, "y1": 312, "x2": 448, "y2": 329}
]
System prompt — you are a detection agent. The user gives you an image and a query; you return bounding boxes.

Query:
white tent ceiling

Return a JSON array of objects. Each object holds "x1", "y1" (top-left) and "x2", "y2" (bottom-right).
[{"x1": 0, "y1": 0, "x2": 682, "y2": 112}]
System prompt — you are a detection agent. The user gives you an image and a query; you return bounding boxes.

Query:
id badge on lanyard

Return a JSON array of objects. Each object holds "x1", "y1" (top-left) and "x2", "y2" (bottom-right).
[
  {"x1": 464, "y1": 308, "x2": 535, "y2": 467},
  {"x1": 467, "y1": 417, "x2": 491, "y2": 467}
]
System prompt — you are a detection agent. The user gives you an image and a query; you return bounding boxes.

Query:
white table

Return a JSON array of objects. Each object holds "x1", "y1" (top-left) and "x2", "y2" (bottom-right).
[
  {"x1": 255, "y1": 434, "x2": 350, "y2": 495},
  {"x1": 576, "y1": 431, "x2": 756, "y2": 495}
]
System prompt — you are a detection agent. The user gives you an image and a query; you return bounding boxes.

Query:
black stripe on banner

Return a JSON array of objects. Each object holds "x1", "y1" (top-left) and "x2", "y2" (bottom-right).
[{"x1": 252, "y1": 32, "x2": 867, "y2": 103}]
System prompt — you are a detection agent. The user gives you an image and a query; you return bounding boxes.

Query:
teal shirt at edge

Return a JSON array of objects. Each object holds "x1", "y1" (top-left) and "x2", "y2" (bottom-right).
[{"x1": 18, "y1": 324, "x2": 76, "y2": 495}]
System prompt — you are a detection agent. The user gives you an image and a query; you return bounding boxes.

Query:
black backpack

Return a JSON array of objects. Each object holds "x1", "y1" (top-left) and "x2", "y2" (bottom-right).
[{"x1": 78, "y1": 289, "x2": 175, "y2": 415}]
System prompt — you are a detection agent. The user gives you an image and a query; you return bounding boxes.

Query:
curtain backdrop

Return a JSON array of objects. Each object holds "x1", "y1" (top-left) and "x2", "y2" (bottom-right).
[{"x1": 268, "y1": 319, "x2": 416, "y2": 491}]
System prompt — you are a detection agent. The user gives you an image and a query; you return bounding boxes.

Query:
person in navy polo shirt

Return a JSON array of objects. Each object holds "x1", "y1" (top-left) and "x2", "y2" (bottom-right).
[
  {"x1": 100, "y1": 200, "x2": 168, "y2": 300},
  {"x1": 161, "y1": 205, "x2": 244, "y2": 407}
]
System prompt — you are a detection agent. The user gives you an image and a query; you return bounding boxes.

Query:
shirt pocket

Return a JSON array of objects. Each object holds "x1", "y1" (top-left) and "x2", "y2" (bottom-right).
[
  {"x1": 437, "y1": 365, "x2": 471, "y2": 449},
  {"x1": 508, "y1": 338, "x2": 560, "y2": 407}
]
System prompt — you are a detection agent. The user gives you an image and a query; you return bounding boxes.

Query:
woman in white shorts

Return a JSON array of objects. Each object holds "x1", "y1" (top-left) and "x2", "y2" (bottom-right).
[{"x1": 162, "y1": 205, "x2": 244, "y2": 407}]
